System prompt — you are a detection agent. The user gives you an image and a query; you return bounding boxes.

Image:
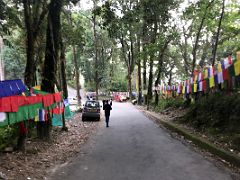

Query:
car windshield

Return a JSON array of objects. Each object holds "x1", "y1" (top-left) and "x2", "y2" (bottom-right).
[{"x1": 85, "y1": 101, "x2": 99, "y2": 108}]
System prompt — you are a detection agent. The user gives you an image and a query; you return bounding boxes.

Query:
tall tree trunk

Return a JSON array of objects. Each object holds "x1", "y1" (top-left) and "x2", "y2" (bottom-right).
[
  {"x1": 60, "y1": 38, "x2": 68, "y2": 100},
  {"x1": 41, "y1": 0, "x2": 62, "y2": 140},
  {"x1": 72, "y1": 45, "x2": 81, "y2": 105},
  {"x1": 147, "y1": 54, "x2": 154, "y2": 108},
  {"x1": 154, "y1": 38, "x2": 171, "y2": 105},
  {"x1": 212, "y1": 0, "x2": 225, "y2": 66},
  {"x1": 191, "y1": 0, "x2": 214, "y2": 75},
  {"x1": 23, "y1": 0, "x2": 36, "y2": 87},
  {"x1": 147, "y1": 21, "x2": 158, "y2": 109},
  {"x1": 128, "y1": 29, "x2": 135, "y2": 100},
  {"x1": 137, "y1": 35, "x2": 142, "y2": 105},
  {"x1": 93, "y1": 0, "x2": 99, "y2": 100},
  {"x1": 60, "y1": 35, "x2": 68, "y2": 131},
  {"x1": 142, "y1": 22, "x2": 147, "y2": 91}
]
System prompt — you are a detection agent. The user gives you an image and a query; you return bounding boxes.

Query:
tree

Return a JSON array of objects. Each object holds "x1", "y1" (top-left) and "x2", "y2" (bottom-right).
[
  {"x1": 212, "y1": 0, "x2": 225, "y2": 66},
  {"x1": 22, "y1": 0, "x2": 49, "y2": 87},
  {"x1": 41, "y1": 0, "x2": 63, "y2": 139}
]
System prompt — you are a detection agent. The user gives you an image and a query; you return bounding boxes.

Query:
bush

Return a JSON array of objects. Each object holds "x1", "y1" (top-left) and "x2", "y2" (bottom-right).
[
  {"x1": 153, "y1": 98, "x2": 184, "y2": 112},
  {"x1": 181, "y1": 92, "x2": 240, "y2": 135},
  {"x1": 0, "y1": 126, "x2": 18, "y2": 151}
]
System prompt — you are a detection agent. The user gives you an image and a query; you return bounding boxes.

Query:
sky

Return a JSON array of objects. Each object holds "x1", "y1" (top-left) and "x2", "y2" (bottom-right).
[{"x1": 79, "y1": 0, "x2": 93, "y2": 10}]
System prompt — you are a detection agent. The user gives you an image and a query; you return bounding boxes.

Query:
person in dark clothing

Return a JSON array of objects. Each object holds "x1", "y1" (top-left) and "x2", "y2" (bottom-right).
[
  {"x1": 109, "y1": 99, "x2": 112, "y2": 106},
  {"x1": 103, "y1": 100, "x2": 112, "y2": 127}
]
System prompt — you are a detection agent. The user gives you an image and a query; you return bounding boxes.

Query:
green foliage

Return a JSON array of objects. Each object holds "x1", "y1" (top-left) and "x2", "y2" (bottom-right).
[
  {"x1": 180, "y1": 93, "x2": 240, "y2": 149},
  {"x1": 0, "y1": 126, "x2": 18, "y2": 151},
  {"x1": 109, "y1": 79, "x2": 128, "y2": 92},
  {"x1": 2, "y1": 45, "x2": 26, "y2": 80},
  {"x1": 184, "y1": 93, "x2": 240, "y2": 133},
  {"x1": 153, "y1": 98, "x2": 184, "y2": 112}
]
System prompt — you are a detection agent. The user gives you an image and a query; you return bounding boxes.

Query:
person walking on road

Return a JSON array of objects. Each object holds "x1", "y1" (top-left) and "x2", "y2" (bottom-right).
[{"x1": 103, "y1": 100, "x2": 112, "y2": 127}]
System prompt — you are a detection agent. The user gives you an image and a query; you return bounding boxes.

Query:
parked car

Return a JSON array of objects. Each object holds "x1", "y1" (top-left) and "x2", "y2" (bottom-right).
[{"x1": 82, "y1": 100, "x2": 101, "y2": 121}]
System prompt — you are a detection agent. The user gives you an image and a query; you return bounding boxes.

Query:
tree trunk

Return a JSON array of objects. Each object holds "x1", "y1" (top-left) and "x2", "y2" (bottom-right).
[
  {"x1": 20, "y1": 0, "x2": 35, "y2": 151},
  {"x1": 147, "y1": 21, "x2": 158, "y2": 108},
  {"x1": 72, "y1": 45, "x2": 81, "y2": 105},
  {"x1": 93, "y1": 1, "x2": 99, "y2": 100},
  {"x1": 23, "y1": 0, "x2": 36, "y2": 87},
  {"x1": 129, "y1": 29, "x2": 135, "y2": 100},
  {"x1": 60, "y1": 34, "x2": 68, "y2": 131},
  {"x1": 212, "y1": 0, "x2": 225, "y2": 66},
  {"x1": 142, "y1": 22, "x2": 147, "y2": 91},
  {"x1": 137, "y1": 35, "x2": 142, "y2": 105},
  {"x1": 41, "y1": 0, "x2": 63, "y2": 140},
  {"x1": 60, "y1": 39, "x2": 68, "y2": 100},
  {"x1": 154, "y1": 38, "x2": 171, "y2": 105}
]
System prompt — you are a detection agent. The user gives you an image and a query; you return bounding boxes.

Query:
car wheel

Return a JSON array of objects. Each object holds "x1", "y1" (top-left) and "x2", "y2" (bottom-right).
[{"x1": 82, "y1": 116, "x2": 86, "y2": 121}]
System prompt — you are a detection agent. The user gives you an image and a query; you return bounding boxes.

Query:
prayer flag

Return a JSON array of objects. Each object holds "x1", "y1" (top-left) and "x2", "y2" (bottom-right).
[
  {"x1": 198, "y1": 81, "x2": 203, "y2": 92},
  {"x1": 217, "y1": 63, "x2": 222, "y2": 72},
  {"x1": 198, "y1": 72, "x2": 202, "y2": 81},
  {"x1": 209, "y1": 76, "x2": 215, "y2": 88},
  {"x1": 217, "y1": 72, "x2": 224, "y2": 84},
  {"x1": 223, "y1": 69, "x2": 229, "y2": 81},
  {"x1": 208, "y1": 66, "x2": 214, "y2": 77},
  {"x1": 193, "y1": 84, "x2": 197, "y2": 93},
  {"x1": 214, "y1": 74, "x2": 218, "y2": 85},
  {"x1": 228, "y1": 55, "x2": 232, "y2": 65},
  {"x1": 204, "y1": 68, "x2": 208, "y2": 79},
  {"x1": 0, "y1": 112, "x2": 6, "y2": 122},
  {"x1": 202, "y1": 80, "x2": 206, "y2": 92},
  {"x1": 182, "y1": 86, "x2": 185, "y2": 94},
  {"x1": 190, "y1": 77, "x2": 193, "y2": 84},
  {"x1": 234, "y1": 60, "x2": 240, "y2": 76}
]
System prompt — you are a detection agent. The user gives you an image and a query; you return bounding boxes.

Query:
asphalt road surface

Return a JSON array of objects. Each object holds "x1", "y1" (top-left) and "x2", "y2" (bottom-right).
[{"x1": 49, "y1": 102, "x2": 232, "y2": 180}]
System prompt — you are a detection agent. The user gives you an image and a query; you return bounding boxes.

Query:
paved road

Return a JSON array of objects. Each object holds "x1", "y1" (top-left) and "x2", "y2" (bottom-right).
[{"x1": 49, "y1": 102, "x2": 232, "y2": 180}]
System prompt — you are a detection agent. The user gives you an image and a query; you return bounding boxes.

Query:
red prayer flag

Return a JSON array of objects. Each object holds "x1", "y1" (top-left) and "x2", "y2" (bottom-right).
[
  {"x1": 10, "y1": 96, "x2": 19, "y2": 112},
  {"x1": 53, "y1": 92, "x2": 62, "y2": 103},
  {"x1": 0, "y1": 97, "x2": 11, "y2": 112},
  {"x1": 222, "y1": 69, "x2": 229, "y2": 81},
  {"x1": 202, "y1": 80, "x2": 206, "y2": 92},
  {"x1": 228, "y1": 55, "x2": 232, "y2": 65}
]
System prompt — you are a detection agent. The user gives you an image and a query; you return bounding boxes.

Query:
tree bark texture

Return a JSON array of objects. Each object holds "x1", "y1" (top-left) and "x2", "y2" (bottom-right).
[
  {"x1": 93, "y1": 1, "x2": 99, "y2": 100},
  {"x1": 212, "y1": 0, "x2": 225, "y2": 66},
  {"x1": 40, "y1": 0, "x2": 63, "y2": 139},
  {"x1": 72, "y1": 45, "x2": 81, "y2": 105},
  {"x1": 137, "y1": 35, "x2": 142, "y2": 105}
]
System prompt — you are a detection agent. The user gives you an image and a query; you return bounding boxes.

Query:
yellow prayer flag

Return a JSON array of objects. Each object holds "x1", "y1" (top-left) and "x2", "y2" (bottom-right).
[
  {"x1": 234, "y1": 60, "x2": 240, "y2": 76},
  {"x1": 194, "y1": 75, "x2": 198, "y2": 82},
  {"x1": 193, "y1": 84, "x2": 197, "y2": 93},
  {"x1": 237, "y1": 51, "x2": 240, "y2": 61},
  {"x1": 209, "y1": 76, "x2": 215, "y2": 88},
  {"x1": 34, "y1": 116, "x2": 39, "y2": 122},
  {"x1": 217, "y1": 63, "x2": 222, "y2": 72},
  {"x1": 204, "y1": 69, "x2": 208, "y2": 79},
  {"x1": 182, "y1": 86, "x2": 185, "y2": 94},
  {"x1": 33, "y1": 85, "x2": 41, "y2": 90}
]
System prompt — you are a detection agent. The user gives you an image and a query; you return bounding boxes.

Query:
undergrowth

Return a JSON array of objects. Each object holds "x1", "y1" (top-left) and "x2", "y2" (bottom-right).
[{"x1": 179, "y1": 92, "x2": 240, "y2": 150}]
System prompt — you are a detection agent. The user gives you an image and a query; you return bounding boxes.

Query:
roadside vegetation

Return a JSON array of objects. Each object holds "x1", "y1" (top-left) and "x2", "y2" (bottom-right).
[{"x1": 147, "y1": 91, "x2": 240, "y2": 152}]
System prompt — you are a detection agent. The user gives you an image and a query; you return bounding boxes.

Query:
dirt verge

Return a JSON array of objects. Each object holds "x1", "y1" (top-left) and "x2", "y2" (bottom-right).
[{"x1": 0, "y1": 112, "x2": 102, "y2": 180}]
